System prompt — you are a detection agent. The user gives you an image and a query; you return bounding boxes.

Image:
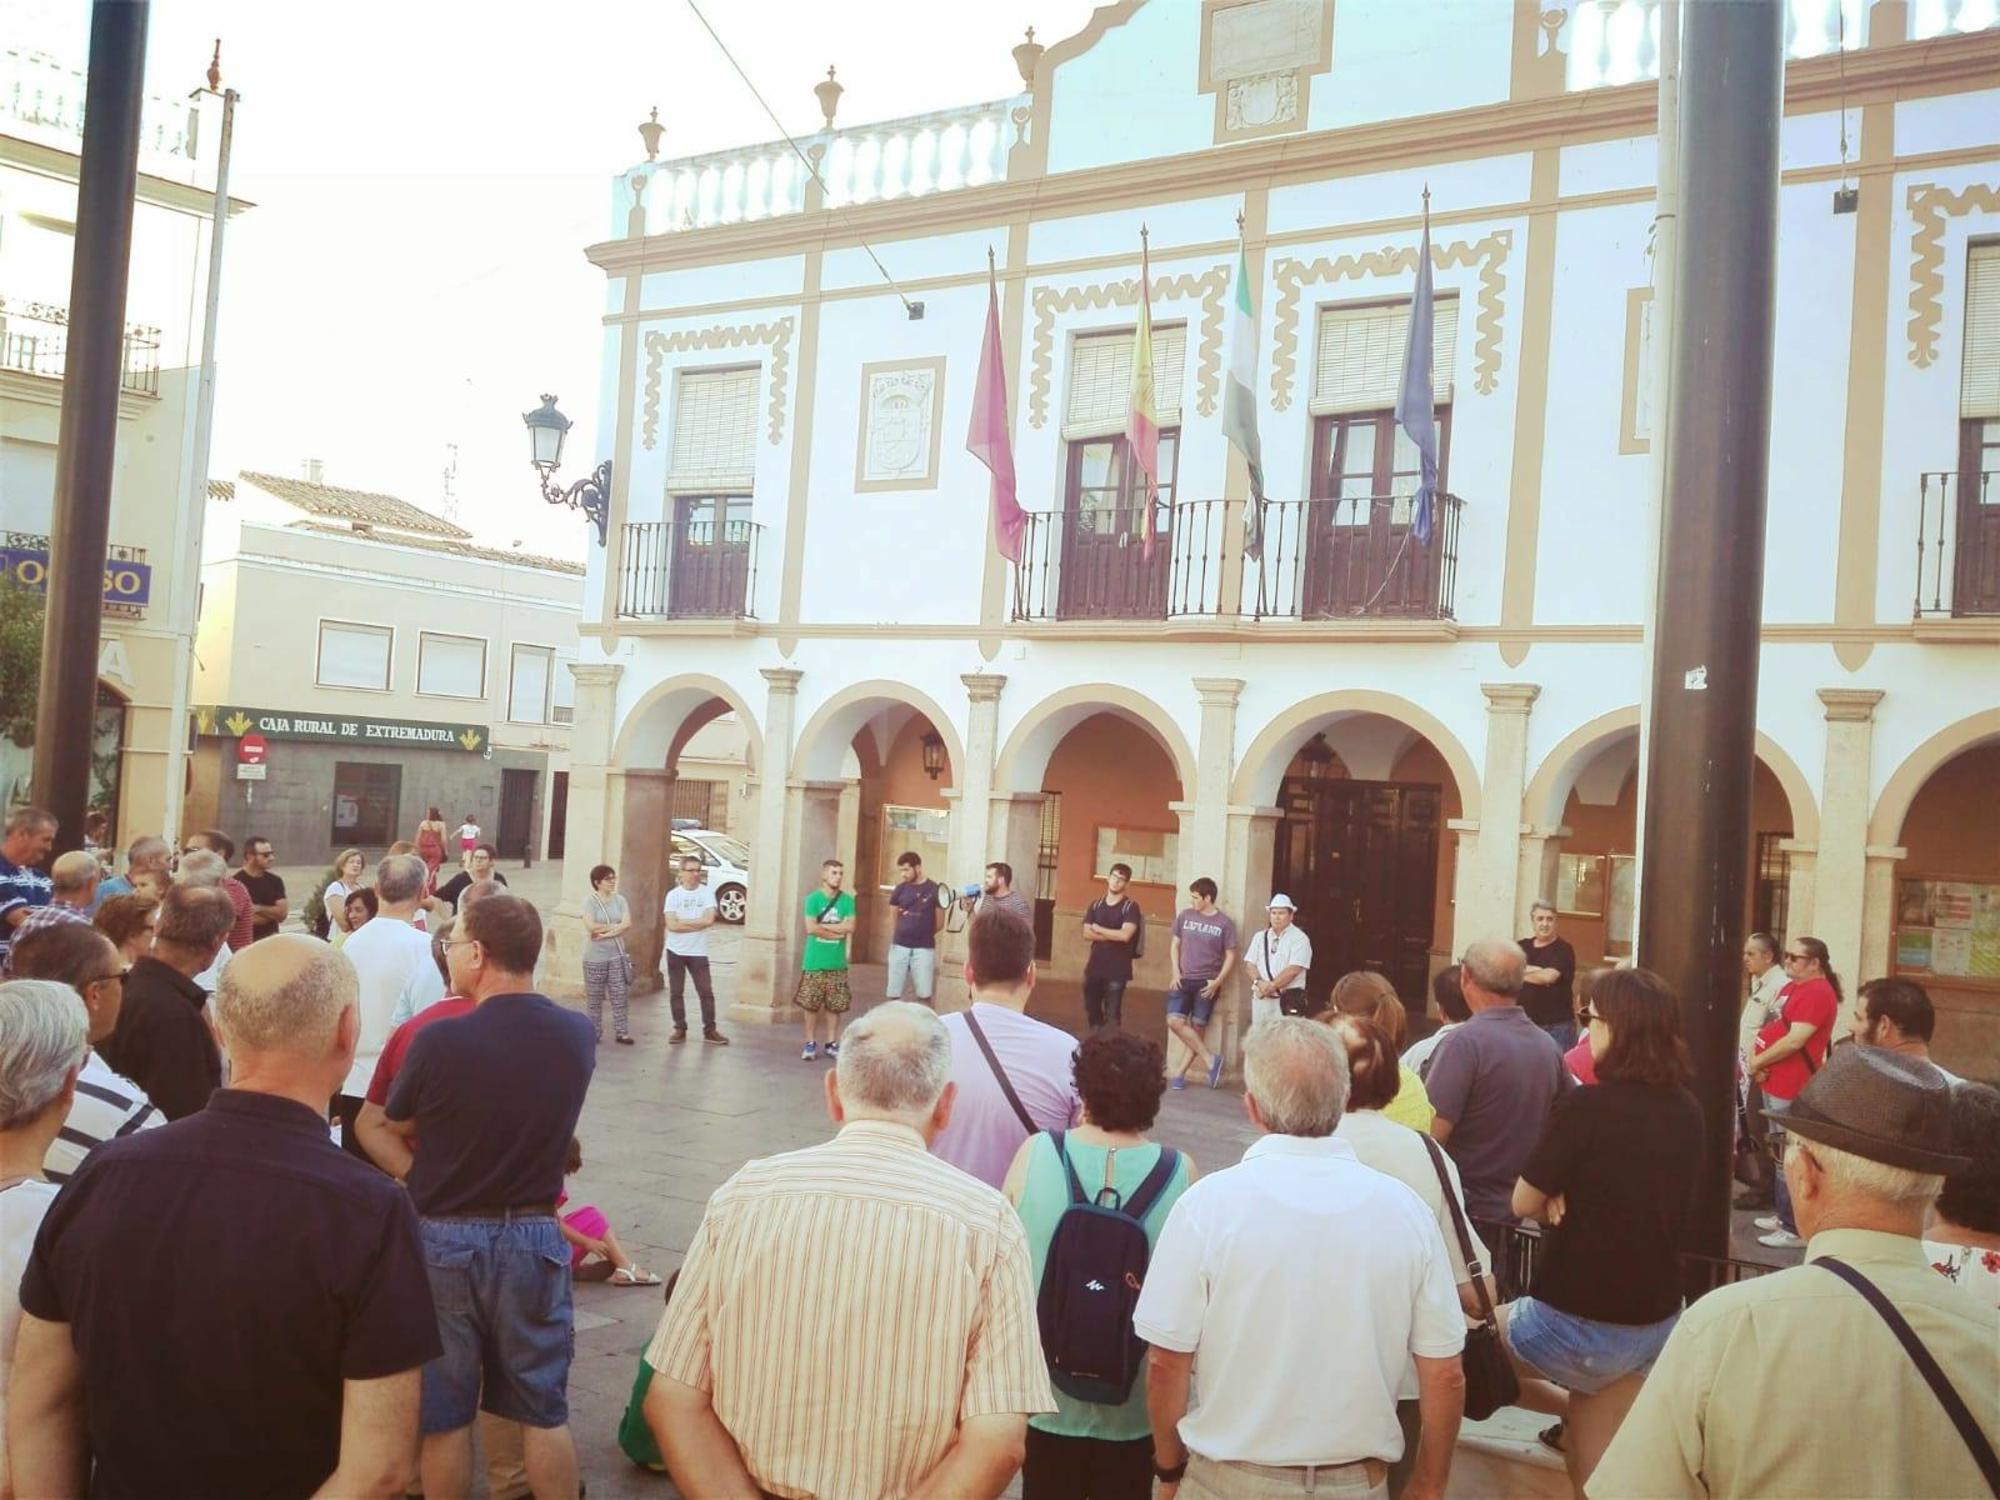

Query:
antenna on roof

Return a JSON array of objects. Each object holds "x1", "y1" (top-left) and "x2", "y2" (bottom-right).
[{"x1": 441, "y1": 442, "x2": 460, "y2": 525}]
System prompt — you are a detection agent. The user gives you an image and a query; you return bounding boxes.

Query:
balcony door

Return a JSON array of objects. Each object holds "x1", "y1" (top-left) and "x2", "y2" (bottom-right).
[
  {"x1": 1057, "y1": 432, "x2": 1178, "y2": 620},
  {"x1": 1956, "y1": 418, "x2": 2000, "y2": 614},
  {"x1": 669, "y1": 496, "x2": 752, "y2": 618},
  {"x1": 1305, "y1": 411, "x2": 1450, "y2": 618}
]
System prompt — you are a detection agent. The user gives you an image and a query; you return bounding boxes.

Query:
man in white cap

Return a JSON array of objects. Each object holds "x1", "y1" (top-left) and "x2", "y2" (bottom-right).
[
  {"x1": 1245, "y1": 894, "x2": 1315, "y2": 1026},
  {"x1": 1591, "y1": 1047, "x2": 1997, "y2": 1498}
]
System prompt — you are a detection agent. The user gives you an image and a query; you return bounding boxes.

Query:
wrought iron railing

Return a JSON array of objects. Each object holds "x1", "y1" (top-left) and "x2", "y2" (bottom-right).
[
  {"x1": 1010, "y1": 498, "x2": 1230, "y2": 623},
  {"x1": 618, "y1": 518, "x2": 762, "y2": 620},
  {"x1": 1252, "y1": 493, "x2": 1463, "y2": 622},
  {"x1": 1915, "y1": 469, "x2": 1998, "y2": 618},
  {"x1": 1473, "y1": 1217, "x2": 1780, "y2": 1305},
  {"x1": 0, "y1": 296, "x2": 161, "y2": 397}
]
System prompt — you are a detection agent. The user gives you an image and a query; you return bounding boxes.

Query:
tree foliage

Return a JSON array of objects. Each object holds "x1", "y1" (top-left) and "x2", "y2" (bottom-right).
[{"x1": 0, "y1": 576, "x2": 43, "y2": 748}]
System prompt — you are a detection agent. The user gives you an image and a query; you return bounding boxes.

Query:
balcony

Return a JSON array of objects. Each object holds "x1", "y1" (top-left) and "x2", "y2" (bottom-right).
[
  {"x1": 0, "y1": 46, "x2": 201, "y2": 165},
  {"x1": 1010, "y1": 494, "x2": 1462, "y2": 627},
  {"x1": 633, "y1": 96, "x2": 1023, "y2": 236},
  {"x1": 1915, "y1": 469, "x2": 2000, "y2": 619},
  {"x1": 0, "y1": 296, "x2": 161, "y2": 398},
  {"x1": 618, "y1": 516, "x2": 763, "y2": 620}
]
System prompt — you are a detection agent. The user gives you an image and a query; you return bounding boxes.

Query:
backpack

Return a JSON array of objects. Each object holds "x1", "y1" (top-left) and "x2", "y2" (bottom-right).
[
  {"x1": 1035, "y1": 1131, "x2": 1179, "y2": 1405},
  {"x1": 1129, "y1": 902, "x2": 1146, "y2": 961}
]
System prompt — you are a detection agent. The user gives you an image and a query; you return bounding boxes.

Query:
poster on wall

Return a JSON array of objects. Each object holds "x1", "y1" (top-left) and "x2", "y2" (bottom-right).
[
  {"x1": 1094, "y1": 827, "x2": 1178, "y2": 885},
  {"x1": 1894, "y1": 876, "x2": 2000, "y2": 983}
]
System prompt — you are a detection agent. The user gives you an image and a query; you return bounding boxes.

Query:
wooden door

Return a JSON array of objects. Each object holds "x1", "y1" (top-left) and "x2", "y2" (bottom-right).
[
  {"x1": 497, "y1": 769, "x2": 536, "y2": 860},
  {"x1": 1305, "y1": 412, "x2": 1449, "y2": 618},
  {"x1": 669, "y1": 496, "x2": 752, "y2": 617},
  {"x1": 1956, "y1": 418, "x2": 2000, "y2": 614},
  {"x1": 1057, "y1": 435, "x2": 1176, "y2": 620},
  {"x1": 1273, "y1": 778, "x2": 1442, "y2": 1008},
  {"x1": 547, "y1": 771, "x2": 568, "y2": 860}
]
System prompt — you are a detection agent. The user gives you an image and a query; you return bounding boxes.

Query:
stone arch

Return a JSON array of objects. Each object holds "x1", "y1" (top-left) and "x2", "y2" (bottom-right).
[
  {"x1": 789, "y1": 679, "x2": 965, "y2": 785},
  {"x1": 1869, "y1": 708, "x2": 2000, "y2": 847},
  {"x1": 993, "y1": 684, "x2": 1197, "y2": 796},
  {"x1": 1231, "y1": 690, "x2": 1482, "y2": 819},
  {"x1": 613, "y1": 672, "x2": 763, "y2": 772},
  {"x1": 1521, "y1": 706, "x2": 1820, "y2": 844}
]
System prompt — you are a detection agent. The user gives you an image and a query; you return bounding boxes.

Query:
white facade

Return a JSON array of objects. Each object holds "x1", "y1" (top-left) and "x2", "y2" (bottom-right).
[{"x1": 561, "y1": 1, "x2": 2000, "y2": 1073}]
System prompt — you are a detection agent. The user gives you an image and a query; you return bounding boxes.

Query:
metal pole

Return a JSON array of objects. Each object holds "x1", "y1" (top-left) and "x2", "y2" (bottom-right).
[
  {"x1": 1636, "y1": 0, "x2": 1784, "y2": 1272},
  {"x1": 163, "y1": 59, "x2": 237, "y2": 846},
  {"x1": 31, "y1": 0, "x2": 151, "y2": 858}
]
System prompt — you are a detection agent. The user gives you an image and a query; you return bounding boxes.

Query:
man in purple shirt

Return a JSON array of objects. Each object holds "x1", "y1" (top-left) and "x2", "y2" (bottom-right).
[
  {"x1": 1167, "y1": 878, "x2": 1239, "y2": 1090},
  {"x1": 929, "y1": 909, "x2": 1081, "y2": 1188}
]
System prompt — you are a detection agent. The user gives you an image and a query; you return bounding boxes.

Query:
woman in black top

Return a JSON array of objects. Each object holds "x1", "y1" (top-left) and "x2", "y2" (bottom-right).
[{"x1": 1497, "y1": 966, "x2": 1703, "y2": 1495}]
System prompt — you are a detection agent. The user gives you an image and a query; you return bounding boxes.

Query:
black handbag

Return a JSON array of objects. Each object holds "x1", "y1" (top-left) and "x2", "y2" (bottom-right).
[{"x1": 1421, "y1": 1135, "x2": 1520, "y2": 1421}]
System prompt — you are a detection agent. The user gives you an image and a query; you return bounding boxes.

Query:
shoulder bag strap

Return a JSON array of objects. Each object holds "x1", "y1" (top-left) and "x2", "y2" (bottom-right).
[
  {"x1": 1123, "y1": 1147, "x2": 1180, "y2": 1222},
  {"x1": 1818, "y1": 1256, "x2": 1999, "y2": 1494},
  {"x1": 1421, "y1": 1134, "x2": 1498, "y2": 1327},
  {"x1": 964, "y1": 1010, "x2": 1037, "y2": 1135}
]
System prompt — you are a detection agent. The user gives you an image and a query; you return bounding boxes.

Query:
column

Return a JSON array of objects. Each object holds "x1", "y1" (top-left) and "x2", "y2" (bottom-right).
[
  {"x1": 1448, "y1": 821, "x2": 1482, "y2": 957},
  {"x1": 939, "y1": 673, "x2": 1005, "y2": 1010},
  {"x1": 1813, "y1": 689, "x2": 1884, "y2": 986},
  {"x1": 1462, "y1": 683, "x2": 1540, "y2": 941},
  {"x1": 1514, "y1": 823, "x2": 1571, "y2": 934},
  {"x1": 613, "y1": 768, "x2": 676, "y2": 991},
  {"x1": 736, "y1": 668, "x2": 803, "y2": 1016},
  {"x1": 1858, "y1": 844, "x2": 1905, "y2": 1008},
  {"x1": 542, "y1": 663, "x2": 622, "y2": 1000},
  {"x1": 1778, "y1": 840, "x2": 1817, "y2": 944},
  {"x1": 1187, "y1": 678, "x2": 1243, "y2": 884},
  {"x1": 1211, "y1": 803, "x2": 1283, "y2": 1081}
]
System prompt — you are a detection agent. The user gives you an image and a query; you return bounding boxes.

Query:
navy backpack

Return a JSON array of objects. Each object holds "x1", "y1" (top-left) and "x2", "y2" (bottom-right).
[{"x1": 1035, "y1": 1131, "x2": 1179, "y2": 1404}]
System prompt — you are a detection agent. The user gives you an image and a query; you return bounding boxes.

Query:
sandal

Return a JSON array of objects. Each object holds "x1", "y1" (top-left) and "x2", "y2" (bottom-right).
[{"x1": 611, "y1": 1264, "x2": 662, "y2": 1287}]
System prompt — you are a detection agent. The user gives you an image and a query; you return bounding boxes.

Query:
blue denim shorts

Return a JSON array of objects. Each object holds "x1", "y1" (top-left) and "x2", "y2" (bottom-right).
[
  {"x1": 419, "y1": 1215, "x2": 574, "y2": 1433},
  {"x1": 1505, "y1": 1295, "x2": 1679, "y2": 1394},
  {"x1": 1166, "y1": 979, "x2": 1217, "y2": 1028}
]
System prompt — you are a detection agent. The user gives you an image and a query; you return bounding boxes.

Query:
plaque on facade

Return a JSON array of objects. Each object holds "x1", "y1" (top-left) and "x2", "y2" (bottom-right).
[
  {"x1": 855, "y1": 357, "x2": 946, "y2": 492},
  {"x1": 1201, "y1": 0, "x2": 1334, "y2": 144}
]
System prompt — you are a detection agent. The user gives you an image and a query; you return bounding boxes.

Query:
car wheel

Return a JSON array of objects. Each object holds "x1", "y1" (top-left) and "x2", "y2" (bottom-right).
[{"x1": 716, "y1": 885, "x2": 747, "y2": 924}]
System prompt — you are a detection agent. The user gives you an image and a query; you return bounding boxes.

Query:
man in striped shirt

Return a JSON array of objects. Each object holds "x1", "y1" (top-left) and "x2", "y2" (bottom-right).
[
  {"x1": 644, "y1": 1001, "x2": 1054, "y2": 1500},
  {"x1": 7, "y1": 923, "x2": 162, "y2": 1181}
]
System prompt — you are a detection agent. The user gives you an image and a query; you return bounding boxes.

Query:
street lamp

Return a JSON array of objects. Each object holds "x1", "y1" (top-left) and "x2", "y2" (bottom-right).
[
  {"x1": 920, "y1": 730, "x2": 947, "y2": 780},
  {"x1": 523, "y1": 394, "x2": 611, "y2": 546}
]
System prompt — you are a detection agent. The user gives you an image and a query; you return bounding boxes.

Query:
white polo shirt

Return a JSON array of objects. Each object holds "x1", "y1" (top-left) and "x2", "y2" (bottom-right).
[
  {"x1": 1133, "y1": 1133, "x2": 1465, "y2": 1468},
  {"x1": 1245, "y1": 924, "x2": 1313, "y2": 989}
]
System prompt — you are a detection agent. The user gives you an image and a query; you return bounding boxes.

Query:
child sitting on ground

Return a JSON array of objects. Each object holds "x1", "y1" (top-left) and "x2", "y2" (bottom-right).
[{"x1": 561, "y1": 1137, "x2": 660, "y2": 1287}]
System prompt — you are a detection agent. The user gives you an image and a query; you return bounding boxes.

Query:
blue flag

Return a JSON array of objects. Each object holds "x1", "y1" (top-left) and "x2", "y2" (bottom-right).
[{"x1": 1395, "y1": 206, "x2": 1439, "y2": 545}]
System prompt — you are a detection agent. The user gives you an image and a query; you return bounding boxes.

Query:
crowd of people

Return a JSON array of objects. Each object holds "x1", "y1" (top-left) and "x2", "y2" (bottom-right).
[{"x1": 0, "y1": 798, "x2": 1994, "y2": 1498}]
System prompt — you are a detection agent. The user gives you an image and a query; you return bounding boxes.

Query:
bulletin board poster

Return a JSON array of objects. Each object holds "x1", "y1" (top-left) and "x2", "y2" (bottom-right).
[{"x1": 1894, "y1": 876, "x2": 2000, "y2": 985}]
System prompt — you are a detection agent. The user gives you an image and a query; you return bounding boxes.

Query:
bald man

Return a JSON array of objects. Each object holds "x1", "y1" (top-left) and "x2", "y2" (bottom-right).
[
  {"x1": 11, "y1": 936, "x2": 441, "y2": 1500},
  {"x1": 1, "y1": 850, "x2": 98, "y2": 973}
]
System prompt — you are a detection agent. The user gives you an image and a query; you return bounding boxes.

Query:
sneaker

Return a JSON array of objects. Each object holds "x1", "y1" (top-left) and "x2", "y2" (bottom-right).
[
  {"x1": 703, "y1": 1029, "x2": 730, "y2": 1045},
  {"x1": 1207, "y1": 1054, "x2": 1225, "y2": 1089},
  {"x1": 1538, "y1": 1422, "x2": 1567, "y2": 1455},
  {"x1": 1170, "y1": 1076, "x2": 1188, "y2": 1091},
  {"x1": 802, "y1": 1043, "x2": 818, "y2": 1061},
  {"x1": 1753, "y1": 1215, "x2": 1781, "y2": 1231},
  {"x1": 824, "y1": 1041, "x2": 839, "y2": 1059},
  {"x1": 669, "y1": 1029, "x2": 688, "y2": 1045},
  {"x1": 1757, "y1": 1228, "x2": 1806, "y2": 1249}
]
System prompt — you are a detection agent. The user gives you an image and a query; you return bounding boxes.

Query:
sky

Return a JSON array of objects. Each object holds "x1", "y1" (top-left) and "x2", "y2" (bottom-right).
[{"x1": 13, "y1": 0, "x2": 1102, "y2": 559}]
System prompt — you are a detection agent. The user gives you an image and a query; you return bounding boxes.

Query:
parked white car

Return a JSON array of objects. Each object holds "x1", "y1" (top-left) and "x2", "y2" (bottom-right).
[{"x1": 670, "y1": 829, "x2": 750, "y2": 924}]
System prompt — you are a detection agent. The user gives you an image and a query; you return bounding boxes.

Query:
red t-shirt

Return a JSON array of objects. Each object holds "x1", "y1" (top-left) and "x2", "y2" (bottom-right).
[
  {"x1": 221, "y1": 878, "x2": 256, "y2": 952},
  {"x1": 364, "y1": 996, "x2": 476, "y2": 1106},
  {"x1": 1754, "y1": 977, "x2": 1838, "y2": 1100},
  {"x1": 1564, "y1": 1036, "x2": 1599, "y2": 1086}
]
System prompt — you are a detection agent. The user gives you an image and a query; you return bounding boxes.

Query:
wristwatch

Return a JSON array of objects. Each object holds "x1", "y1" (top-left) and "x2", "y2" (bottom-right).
[{"x1": 1152, "y1": 1453, "x2": 1188, "y2": 1484}]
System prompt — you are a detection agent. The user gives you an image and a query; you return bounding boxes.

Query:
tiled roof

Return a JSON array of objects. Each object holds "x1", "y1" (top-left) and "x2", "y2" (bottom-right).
[
  {"x1": 292, "y1": 522, "x2": 585, "y2": 577},
  {"x1": 207, "y1": 479, "x2": 235, "y2": 500},
  {"x1": 236, "y1": 470, "x2": 473, "y2": 540}
]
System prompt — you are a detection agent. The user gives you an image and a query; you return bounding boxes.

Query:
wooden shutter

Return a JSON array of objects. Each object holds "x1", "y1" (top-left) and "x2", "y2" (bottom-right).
[
  {"x1": 1963, "y1": 242, "x2": 2000, "y2": 419},
  {"x1": 1062, "y1": 324, "x2": 1187, "y2": 439},
  {"x1": 668, "y1": 367, "x2": 758, "y2": 493},
  {"x1": 1310, "y1": 296, "x2": 1459, "y2": 417}
]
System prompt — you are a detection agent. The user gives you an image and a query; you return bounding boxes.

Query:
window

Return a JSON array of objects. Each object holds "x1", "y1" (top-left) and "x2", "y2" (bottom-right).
[
  {"x1": 1064, "y1": 325, "x2": 1187, "y2": 438},
  {"x1": 1310, "y1": 295, "x2": 1458, "y2": 416},
  {"x1": 551, "y1": 651, "x2": 577, "y2": 724},
  {"x1": 330, "y1": 762, "x2": 400, "y2": 846},
  {"x1": 1962, "y1": 242, "x2": 2000, "y2": 421},
  {"x1": 669, "y1": 366, "x2": 759, "y2": 495},
  {"x1": 417, "y1": 632, "x2": 486, "y2": 699},
  {"x1": 1753, "y1": 832, "x2": 1790, "y2": 946},
  {"x1": 1555, "y1": 852, "x2": 1606, "y2": 917},
  {"x1": 508, "y1": 644, "x2": 554, "y2": 723},
  {"x1": 316, "y1": 621, "x2": 392, "y2": 691}
]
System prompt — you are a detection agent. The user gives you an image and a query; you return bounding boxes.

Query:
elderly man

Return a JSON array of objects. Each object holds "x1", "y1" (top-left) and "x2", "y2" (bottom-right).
[
  {"x1": 171, "y1": 848, "x2": 239, "y2": 993},
  {"x1": 333, "y1": 853, "x2": 445, "y2": 1162},
  {"x1": 1851, "y1": 976, "x2": 1962, "y2": 1085},
  {"x1": 100, "y1": 885, "x2": 235, "y2": 1121},
  {"x1": 182, "y1": 830, "x2": 255, "y2": 951},
  {"x1": 1136, "y1": 1017, "x2": 1466, "y2": 1500},
  {"x1": 7, "y1": 924, "x2": 162, "y2": 1179},
  {"x1": 10, "y1": 935, "x2": 440, "y2": 1499},
  {"x1": 380, "y1": 894, "x2": 594, "y2": 1500},
  {"x1": 92, "y1": 833, "x2": 169, "y2": 910},
  {"x1": 0, "y1": 807, "x2": 57, "y2": 972},
  {"x1": 1591, "y1": 1049, "x2": 1998, "y2": 1498},
  {"x1": 645, "y1": 1000, "x2": 1054, "y2": 1498},
  {"x1": 1425, "y1": 940, "x2": 1571, "y2": 1232},
  {"x1": 2, "y1": 851, "x2": 99, "y2": 972}
]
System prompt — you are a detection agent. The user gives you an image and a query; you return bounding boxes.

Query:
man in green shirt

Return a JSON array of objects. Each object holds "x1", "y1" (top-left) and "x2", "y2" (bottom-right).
[{"x1": 795, "y1": 859, "x2": 855, "y2": 1062}]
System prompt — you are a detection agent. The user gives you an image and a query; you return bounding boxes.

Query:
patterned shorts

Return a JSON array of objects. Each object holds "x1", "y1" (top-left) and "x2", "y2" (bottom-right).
[{"x1": 793, "y1": 969, "x2": 852, "y2": 1014}]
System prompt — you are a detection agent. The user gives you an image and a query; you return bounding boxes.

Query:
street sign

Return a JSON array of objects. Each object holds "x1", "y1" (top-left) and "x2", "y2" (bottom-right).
[
  {"x1": 235, "y1": 762, "x2": 267, "y2": 781},
  {"x1": 237, "y1": 732, "x2": 269, "y2": 766}
]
